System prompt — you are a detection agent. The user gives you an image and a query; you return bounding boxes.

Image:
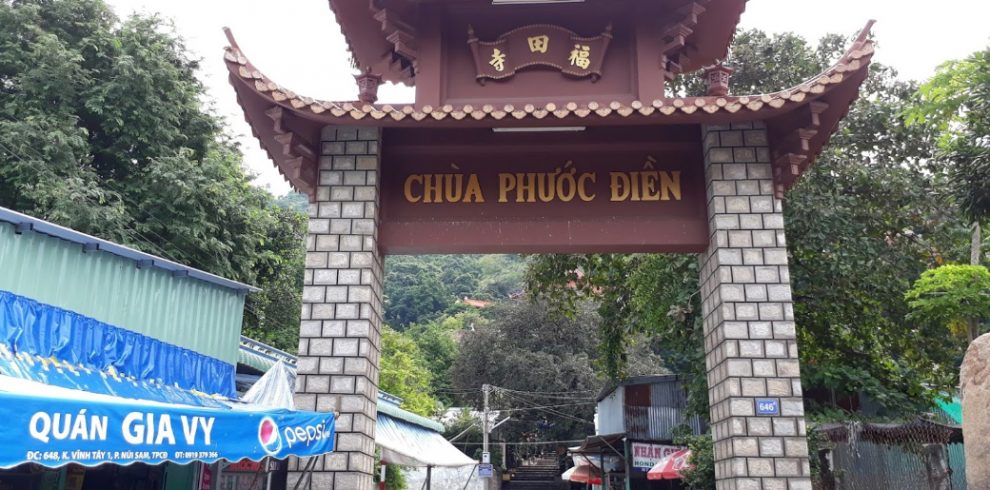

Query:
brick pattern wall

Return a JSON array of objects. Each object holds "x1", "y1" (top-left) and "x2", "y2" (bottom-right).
[
  {"x1": 290, "y1": 126, "x2": 383, "y2": 490},
  {"x1": 698, "y1": 123, "x2": 812, "y2": 490}
]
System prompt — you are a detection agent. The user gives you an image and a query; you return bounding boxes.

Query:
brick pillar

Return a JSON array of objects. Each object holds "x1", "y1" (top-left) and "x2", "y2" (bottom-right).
[
  {"x1": 291, "y1": 126, "x2": 383, "y2": 490},
  {"x1": 698, "y1": 123, "x2": 812, "y2": 490}
]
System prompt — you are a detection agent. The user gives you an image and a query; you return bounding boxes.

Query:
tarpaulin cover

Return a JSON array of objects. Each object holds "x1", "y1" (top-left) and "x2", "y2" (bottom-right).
[
  {"x1": 376, "y1": 412, "x2": 476, "y2": 467},
  {"x1": 242, "y1": 361, "x2": 296, "y2": 409},
  {"x1": 0, "y1": 290, "x2": 235, "y2": 397},
  {"x1": 0, "y1": 375, "x2": 335, "y2": 469}
]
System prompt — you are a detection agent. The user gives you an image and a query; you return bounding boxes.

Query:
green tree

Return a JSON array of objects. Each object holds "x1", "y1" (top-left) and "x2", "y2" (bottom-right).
[
  {"x1": 447, "y1": 301, "x2": 662, "y2": 445},
  {"x1": 380, "y1": 326, "x2": 439, "y2": 416},
  {"x1": 384, "y1": 258, "x2": 455, "y2": 329},
  {"x1": 912, "y1": 47, "x2": 990, "y2": 266},
  {"x1": 0, "y1": 0, "x2": 307, "y2": 350},
  {"x1": 405, "y1": 311, "x2": 483, "y2": 406},
  {"x1": 906, "y1": 265, "x2": 990, "y2": 342}
]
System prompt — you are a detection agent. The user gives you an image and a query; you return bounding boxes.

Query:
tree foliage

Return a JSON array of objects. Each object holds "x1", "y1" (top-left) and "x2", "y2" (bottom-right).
[
  {"x1": 0, "y1": 0, "x2": 307, "y2": 350},
  {"x1": 404, "y1": 311, "x2": 483, "y2": 405},
  {"x1": 906, "y1": 264, "x2": 990, "y2": 342},
  {"x1": 911, "y1": 47, "x2": 990, "y2": 267},
  {"x1": 449, "y1": 301, "x2": 602, "y2": 443},
  {"x1": 380, "y1": 326, "x2": 439, "y2": 416}
]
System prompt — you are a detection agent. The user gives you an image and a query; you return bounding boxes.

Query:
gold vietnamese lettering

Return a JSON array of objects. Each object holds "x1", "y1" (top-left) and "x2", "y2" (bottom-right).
[
  {"x1": 555, "y1": 166, "x2": 578, "y2": 202},
  {"x1": 577, "y1": 173, "x2": 597, "y2": 201},
  {"x1": 528, "y1": 35, "x2": 550, "y2": 54},
  {"x1": 443, "y1": 174, "x2": 464, "y2": 203},
  {"x1": 515, "y1": 173, "x2": 537, "y2": 203},
  {"x1": 411, "y1": 168, "x2": 679, "y2": 205},
  {"x1": 610, "y1": 171, "x2": 682, "y2": 202},
  {"x1": 609, "y1": 172, "x2": 631, "y2": 201},
  {"x1": 463, "y1": 174, "x2": 486, "y2": 203},
  {"x1": 422, "y1": 174, "x2": 442, "y2": 203},
  {"x1": 490, "y1": 48, "x2": 507, "y2": 72},
  {"x1": 403, "y1": 174, "x2": 486, "y2": 203},
  {"x1": 660, "y1": 171, "x2": 681, "y2": 200},
  {"x1": 569, "y1": 44, "x2": 591, "y2": 70},
  {"x1": 404, "y1": 175, "x2": 423, "y2": 203},
  {"x1": 498, "y1": 173, "x2": 515, "y2": 203}
]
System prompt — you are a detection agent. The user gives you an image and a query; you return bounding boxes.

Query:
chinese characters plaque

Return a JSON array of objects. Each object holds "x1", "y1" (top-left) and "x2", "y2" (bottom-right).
[{"x1": 468, "y1": 23, "x2": 613, "y2": 83}]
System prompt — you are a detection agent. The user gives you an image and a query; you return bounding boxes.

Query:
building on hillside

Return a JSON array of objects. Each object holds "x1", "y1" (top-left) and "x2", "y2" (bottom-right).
[
  {"x1": 0, "y1": 207, "x2": 335, "y2": 490},
  {"x1": 568, "y1": 375, "x2": 704, "y2": 489},
  {"x1": 458, "y1": 297, "x2": 494, "y2": 309}
]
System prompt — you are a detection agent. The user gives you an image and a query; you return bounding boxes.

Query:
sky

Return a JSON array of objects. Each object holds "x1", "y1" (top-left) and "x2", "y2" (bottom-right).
[{"x1": 106, "y1": 0, "x2": 990, "y2": 196}]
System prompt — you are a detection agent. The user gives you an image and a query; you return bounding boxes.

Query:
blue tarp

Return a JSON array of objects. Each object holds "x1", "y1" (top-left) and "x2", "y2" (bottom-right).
[
  {"x1": 0, "y1": 345, "x2": 228, "y2": 409},
  {"x1": 0, "y1": 376, "x2": 335, "y2": 468},
  {"x1": 0, "y1": 290, "x2": 235, "y2": 397}
]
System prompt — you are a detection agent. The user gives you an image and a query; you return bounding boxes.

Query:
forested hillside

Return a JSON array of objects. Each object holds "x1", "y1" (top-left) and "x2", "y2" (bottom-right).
[{"x1": 383, "y1": 254, "x2": 526, "y2": 329}]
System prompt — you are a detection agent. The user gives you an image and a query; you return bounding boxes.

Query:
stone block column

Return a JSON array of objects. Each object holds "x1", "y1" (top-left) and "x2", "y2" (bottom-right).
[
  {"x1": 290, "y1": 126, "x2": 384, "y2": 490},
  {"x1": 698, "y1": 123, "x2": 812, "y2": 490}
]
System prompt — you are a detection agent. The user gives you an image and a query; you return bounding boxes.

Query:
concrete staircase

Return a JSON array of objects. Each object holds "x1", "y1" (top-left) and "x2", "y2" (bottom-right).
[{"x1": 504, "y1": 458, "x2": 564, "y2": 490}]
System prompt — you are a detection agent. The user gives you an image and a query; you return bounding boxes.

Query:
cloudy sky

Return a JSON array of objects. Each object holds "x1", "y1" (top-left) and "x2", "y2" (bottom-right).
[{"x1": 106, "y1": 0, "x2": 990, "y2": 195}]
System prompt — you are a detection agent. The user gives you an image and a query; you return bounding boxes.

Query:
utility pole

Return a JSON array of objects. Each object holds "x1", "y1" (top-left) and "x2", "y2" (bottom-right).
[{"x1": 482, "y1": 384, "x2": 490, "y2": 457}]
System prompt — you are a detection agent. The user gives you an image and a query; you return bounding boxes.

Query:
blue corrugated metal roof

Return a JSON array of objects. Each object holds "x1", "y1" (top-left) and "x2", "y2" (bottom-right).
[{"x1": 0, "y1": 207, "x2": 258, "y2": 293}]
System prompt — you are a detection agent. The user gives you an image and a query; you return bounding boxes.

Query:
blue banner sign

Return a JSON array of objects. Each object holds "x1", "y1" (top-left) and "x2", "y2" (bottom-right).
[{"x1": 0, "y1": 390, "x2": 335, "y2": 468}]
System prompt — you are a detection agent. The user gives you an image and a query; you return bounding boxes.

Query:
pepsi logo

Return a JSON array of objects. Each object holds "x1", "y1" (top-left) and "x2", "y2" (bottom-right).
[{"x1": 258, "y1": 417, "x2": 282, "y2": 455}]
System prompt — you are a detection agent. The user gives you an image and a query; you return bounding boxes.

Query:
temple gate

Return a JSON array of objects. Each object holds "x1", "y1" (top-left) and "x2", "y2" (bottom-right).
[{"x1": 225, "y1": 1, "x2": 875, "y2": 489}]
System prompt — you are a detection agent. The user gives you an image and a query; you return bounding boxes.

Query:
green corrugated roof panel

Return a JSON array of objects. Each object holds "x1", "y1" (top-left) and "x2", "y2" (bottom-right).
[
  {"x1": 937, "y1": 397, "x2": 963, "y2": 424},
  {"x1": 238, "y1": 348, "x2": 279, "y2": 373},
  {"x1": 0, "y1": 219, "x2": 247, "y2": 364},
  {"x1": 378, "y1": 400, "x2": 444, "y2": 432}
]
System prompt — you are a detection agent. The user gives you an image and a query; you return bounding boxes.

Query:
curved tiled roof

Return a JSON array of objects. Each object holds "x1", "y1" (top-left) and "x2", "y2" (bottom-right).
[{"x1": 224, "y1": 21, "x2": 875, "y2": 198}]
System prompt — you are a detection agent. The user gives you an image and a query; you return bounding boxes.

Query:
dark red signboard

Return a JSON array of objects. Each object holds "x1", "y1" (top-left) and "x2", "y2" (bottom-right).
[
  {"x1": 380, "y1": 125, "x2": 707, "y2": 254},
  {"x1": 467, "y1": 23, "x2": 613, "y2": 83}
]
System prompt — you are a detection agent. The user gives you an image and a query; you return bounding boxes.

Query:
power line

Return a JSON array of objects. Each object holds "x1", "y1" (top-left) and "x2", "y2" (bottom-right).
[
  {"x1": 494, "y1": 387, "x2": 596, "y2": 401},
  {"x1": 498, "y1": 401, "x2": 596, "y2": 413},
  {"x1": 498, "y1": 391, "x2": 596, "y2": 426},
  {"x1": 497, "y1": 387, "x2": 597, "y2": 395}
]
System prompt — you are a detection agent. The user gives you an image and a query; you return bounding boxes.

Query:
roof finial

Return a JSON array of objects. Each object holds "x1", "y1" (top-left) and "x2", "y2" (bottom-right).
[
  {"x1": 355, "y1": 68, "x2": 382, "y2": 106},
  {"x1": 703, "y1": 62, "x2": 734, "y2": 97}
]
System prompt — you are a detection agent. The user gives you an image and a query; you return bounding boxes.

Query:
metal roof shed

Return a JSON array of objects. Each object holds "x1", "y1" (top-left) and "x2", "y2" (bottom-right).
[{"x1": 0, "y1": 207, "x2": 257, "y2": 365}]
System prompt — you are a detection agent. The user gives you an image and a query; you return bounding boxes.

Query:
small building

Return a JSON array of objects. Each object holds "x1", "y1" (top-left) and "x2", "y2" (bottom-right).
[
  {"x1": 570, "y1": 375, "x2": 704, "y2": 489},
  {"x1": 0, "y1": 207, "x2": 335, "y2": 490}
]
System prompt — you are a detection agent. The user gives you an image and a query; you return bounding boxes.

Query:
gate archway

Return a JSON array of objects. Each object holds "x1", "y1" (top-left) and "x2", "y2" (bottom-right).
[{"x1": 224, "y1": 4, "x2": 876, "y2": 488}]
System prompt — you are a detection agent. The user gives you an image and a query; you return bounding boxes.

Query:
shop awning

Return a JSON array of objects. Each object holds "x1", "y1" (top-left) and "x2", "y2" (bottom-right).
[
  {"x1": 571, "y1": 433, "x2": 626, "y2": 455},
  {"x1": 0, "y1": 372, "x2": 335, "y2": 469},
  {"x1": 376, "y1": 412, "x2": 475, "y2": 468}
]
